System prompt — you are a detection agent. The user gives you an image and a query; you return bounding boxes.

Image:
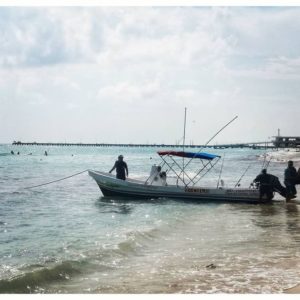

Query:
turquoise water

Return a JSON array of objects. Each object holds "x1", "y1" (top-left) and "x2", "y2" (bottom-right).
[{"x1": 0, "y1": 144, "x2": 300, "y2": 293}]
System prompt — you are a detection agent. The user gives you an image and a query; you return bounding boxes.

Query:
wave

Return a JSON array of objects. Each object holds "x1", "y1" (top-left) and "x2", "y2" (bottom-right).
[
  {"x1": 259, "y1": 149, "x2": 300, "y2": 163},
  {"x1": 0, "y1": 226, "x2": 164, "y2": 293},
  {"x1": 0, "y1": 203, "x2": 198, "y2": 293},
  {"x1": 116, "y1": 228, "x2": 161, "y2": 255},
  {"x1": 0, "y1": 260, "x2": 88, "y2": 293},
  {"x1": 0, "y1": 153, "x2": 11, "y2": 157}
]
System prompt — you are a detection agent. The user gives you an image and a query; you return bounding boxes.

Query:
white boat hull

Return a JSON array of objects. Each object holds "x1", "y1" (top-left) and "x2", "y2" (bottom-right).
[{"x1": 89, "y1": 170, "x2": 270, "y2": 203}]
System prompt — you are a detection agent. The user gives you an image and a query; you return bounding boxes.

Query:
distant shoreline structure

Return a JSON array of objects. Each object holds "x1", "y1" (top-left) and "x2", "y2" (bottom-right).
[{"x1": 12, "y1": 141, "x2": 278, "y2": 149}]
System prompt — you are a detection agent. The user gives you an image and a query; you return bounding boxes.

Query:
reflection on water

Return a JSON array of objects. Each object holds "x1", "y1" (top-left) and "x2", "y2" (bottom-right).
[
  {"x1": 285, "y1": 202, "x2": 300, "y2": 214},
  {"x1": 249, "y1": 202, "x2": 300, "y2": 245},
  {"x1": 224, "y1": 201, "x2": 300, "y2": 247},
  {"x1": 285, "y1": 203, "x2": 300, "y2": 243},
  {"x1": 95, "y1": 198, "x2": 134, "y2": 214}
]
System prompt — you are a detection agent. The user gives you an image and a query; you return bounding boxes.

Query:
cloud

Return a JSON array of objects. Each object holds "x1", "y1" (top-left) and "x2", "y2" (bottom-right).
[
  {"x1": 0, "y1": 8, "x2": 96, "y2": 67},
  {"x1": 1, "y1": 7, "x2": 300, "y2": 71},
  {"x1": 0, "y1": 7, "x2": 234, "y2": 69},
  {"x1": 1, "y1": 7, "x2": 300, "y2": 143},
  {"x1": 265, "y1": 57, "x2": 300, "y2": 79},
  {"x1": 96, "y1": 81, "x2": 161, "y2": 105}
]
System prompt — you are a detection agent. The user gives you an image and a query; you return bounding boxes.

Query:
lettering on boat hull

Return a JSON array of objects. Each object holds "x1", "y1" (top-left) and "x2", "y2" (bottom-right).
[{"x1": 185, "y1": 188, "x2": 209, "y2": 193}]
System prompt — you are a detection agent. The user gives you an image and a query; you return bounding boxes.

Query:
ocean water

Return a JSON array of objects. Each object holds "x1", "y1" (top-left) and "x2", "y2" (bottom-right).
[{"x1": 0, "y1": 144, "x2": 300, "y2": 293}]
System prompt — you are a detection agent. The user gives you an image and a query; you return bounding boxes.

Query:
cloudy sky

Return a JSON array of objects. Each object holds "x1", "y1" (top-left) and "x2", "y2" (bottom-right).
[{"x1": 0, "y1": 6, "x2": 299, "y2": 145}]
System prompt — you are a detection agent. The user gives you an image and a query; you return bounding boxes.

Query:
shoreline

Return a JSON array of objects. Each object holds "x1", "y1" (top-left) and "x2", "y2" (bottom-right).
[{"x1": 284, "y1": 284, "x2": 300, "y2": 294}]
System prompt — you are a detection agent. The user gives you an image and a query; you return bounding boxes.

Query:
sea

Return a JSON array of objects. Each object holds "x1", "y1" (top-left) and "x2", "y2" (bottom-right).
[{"x1": 0, "y1": 144, "x2": 300, "y2": 294}]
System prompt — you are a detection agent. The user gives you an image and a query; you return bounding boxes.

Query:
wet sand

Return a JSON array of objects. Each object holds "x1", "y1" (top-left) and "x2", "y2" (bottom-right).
[{"x1": 285, "y1": 284, "x2": 300, "y2": 294}]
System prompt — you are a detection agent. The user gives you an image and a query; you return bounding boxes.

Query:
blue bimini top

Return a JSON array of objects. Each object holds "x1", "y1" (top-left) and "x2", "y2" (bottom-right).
[{"x1": 157, "y1": 151, "x2": 221, "y2": 160}]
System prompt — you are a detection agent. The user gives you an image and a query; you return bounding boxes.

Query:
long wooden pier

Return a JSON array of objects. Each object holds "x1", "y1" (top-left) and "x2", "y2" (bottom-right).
[{"x1": 12, "y1": 141, "x2": 275, "y2": 149}]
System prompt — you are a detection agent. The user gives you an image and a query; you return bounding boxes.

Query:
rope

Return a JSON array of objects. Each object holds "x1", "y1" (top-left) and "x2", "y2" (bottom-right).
[{"x1": 23, "y1": 169, "x2": 89, "y2": 189}]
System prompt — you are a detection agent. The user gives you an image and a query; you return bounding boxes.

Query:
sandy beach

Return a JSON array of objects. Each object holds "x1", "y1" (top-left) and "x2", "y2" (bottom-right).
[{"x1": 285, "y1": 284, "x2": 300, "y2": 294}]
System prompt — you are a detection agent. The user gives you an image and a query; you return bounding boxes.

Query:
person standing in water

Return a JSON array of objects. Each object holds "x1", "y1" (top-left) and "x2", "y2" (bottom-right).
[
  {"x1": 284, "y1": 160, "x2": 297, "y2": 200},
  {"x1": 253, "y1": 169, "x2": 274, "y2": 201},
  {"x1": 109, "y1": 155, "x2": 128, "y2": 180}
]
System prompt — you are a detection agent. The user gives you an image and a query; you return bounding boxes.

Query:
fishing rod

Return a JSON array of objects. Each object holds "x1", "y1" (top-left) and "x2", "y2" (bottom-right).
[
  {"x1": 260, "y1": 137, "x2": 276, "y2": 170},
  {"x1": 234, "y1": 164, "x2": 251, "y2": 188},
  {"x1": 200, "y1": 115, "x2": 238, "y2": 151},
  {"x1": 217, "y1": 154, "x2": 225, "y2": 188},
  {"x1": 264, "y1": 156, "x2": 273, "y2": 169},
  {"x1": 171, "y1": 114, "x2": 238, "y2": 187},
  {"x1": 261, "y1": 153, "x2": 267, "y2": 170},
  {"x1": 183, "y1": 115, "x2": 238, "y2": 177},
  {"x1": 260, "y1": 149, "x2": 273, "y2": 173}
]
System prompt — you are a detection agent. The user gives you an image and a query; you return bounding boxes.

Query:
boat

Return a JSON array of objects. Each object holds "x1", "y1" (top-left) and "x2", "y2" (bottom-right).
[
  {"x1": 89, "y1": 111, "x2": 287, "y2": 203},
  {"x1": 89, "y1": 150, "x2": 284, "y2": 203}
]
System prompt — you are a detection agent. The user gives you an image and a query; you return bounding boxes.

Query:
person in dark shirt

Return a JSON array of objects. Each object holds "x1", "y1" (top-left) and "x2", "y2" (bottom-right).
[
  {"x1": 284, "y1": 160, "x2": 297, "y2": 199},
  {"x1": 269, "y1": 174, "x2": 287, "y2": 198},
  {"x1": 253, "y1": 169, "x2": 274, "y2": 201},
  {"x1": 109, "y1": 155, "x2": 128, "y2": 180},
  {"x1": 297, "y1": 168, "x2": 300, "y2": 184}
]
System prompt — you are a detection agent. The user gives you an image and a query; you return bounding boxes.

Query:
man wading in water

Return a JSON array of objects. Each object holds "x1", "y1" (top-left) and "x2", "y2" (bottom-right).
[
  {"x1": 109, "y1": 155, "x2": 128, "y2": 180},
  {"x1": 253, "y1": 169, "x2": 287, "y2": 201},
  {"x1": 253, "y1": 169, "x2": 274, "y2": 201},
  {"x1": 284, "y1": 160, "x2": 298, "y2": 200}
]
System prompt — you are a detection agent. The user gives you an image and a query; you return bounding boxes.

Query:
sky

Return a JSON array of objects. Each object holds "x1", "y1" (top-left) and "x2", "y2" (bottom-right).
[{"x1": 0, "y1": 5, "x2": 300, "y2": 145}]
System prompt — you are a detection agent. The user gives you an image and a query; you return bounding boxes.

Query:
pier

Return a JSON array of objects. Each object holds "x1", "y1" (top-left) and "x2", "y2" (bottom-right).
[
  {"x1": 12, "y1": 141, "x2": 275, "y2": 149},
  {"x1": 273, "y1": 136, "x2": 300, "y2": 148}
]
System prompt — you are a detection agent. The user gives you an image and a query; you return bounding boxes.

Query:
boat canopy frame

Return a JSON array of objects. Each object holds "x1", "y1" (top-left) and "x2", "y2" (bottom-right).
[{"x1": 156, "y1": 150, "x2": 221, "y2": 187}]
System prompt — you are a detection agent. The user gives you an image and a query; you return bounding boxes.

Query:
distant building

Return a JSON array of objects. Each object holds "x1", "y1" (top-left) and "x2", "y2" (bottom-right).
[{"x1": 273, "y1": 136, "x2": 300, "y2": 148}]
